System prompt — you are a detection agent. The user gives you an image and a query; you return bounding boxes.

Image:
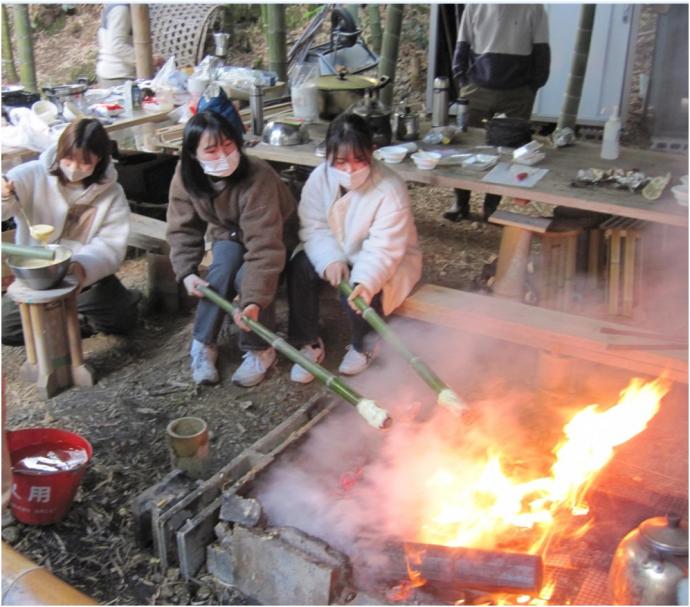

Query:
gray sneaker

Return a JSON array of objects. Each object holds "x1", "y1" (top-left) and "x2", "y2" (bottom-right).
[
  {"x1": 190, "y1": 339, "x2": 219, "y2": 385},
  {"x1": 231, "y1": 348, "x2": 276, "y2": 387}
]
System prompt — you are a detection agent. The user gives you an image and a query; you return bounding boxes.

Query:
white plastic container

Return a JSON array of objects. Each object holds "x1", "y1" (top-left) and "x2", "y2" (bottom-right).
[
  {"x1": 601, "y1": 105, "x2": 621, "y2": 160},
  {"x1": 290, "y1": 83, "x2": 319, "y2": 122}
]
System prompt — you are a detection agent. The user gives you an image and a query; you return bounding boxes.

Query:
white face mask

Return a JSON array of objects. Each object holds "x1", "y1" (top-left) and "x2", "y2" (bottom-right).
[
  {"x1": 333, "y1": 165, "x2": 370, "y2": 191},
  {"x1": 200, "y1": 150, "x2": 240, "y2": 178},
  {"x1": 60, "y1": 160, "x2": 94, "y2": 183}
]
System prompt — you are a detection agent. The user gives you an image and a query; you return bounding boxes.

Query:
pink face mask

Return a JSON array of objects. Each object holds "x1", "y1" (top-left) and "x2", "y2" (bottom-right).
[
  {"x1": 60, "y1": 159, "x2": 94, "y2": 182},
  {"x1": 333, "y1": 165, "x2": 370, "y2": 191},
  {"x1": 200, "y1": 150, "x2": 240, "y2": 177}
]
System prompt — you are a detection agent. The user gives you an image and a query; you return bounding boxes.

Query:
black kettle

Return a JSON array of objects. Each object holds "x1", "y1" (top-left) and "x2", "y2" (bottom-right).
[{"x1": 350, "y1": 89, "x2": 392, "y2": 148}]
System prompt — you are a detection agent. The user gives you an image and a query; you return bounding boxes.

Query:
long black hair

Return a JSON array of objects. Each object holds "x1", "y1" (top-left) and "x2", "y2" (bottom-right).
[
  {"x1": 49, "y1": 119, "x2": 112, "y2": 187},
  {"x1": 325, "y1": 113, "x2": 374, "y2": 166},
  {"x1": 180, "y1": 110, "x2": 249, "y2": 199}
]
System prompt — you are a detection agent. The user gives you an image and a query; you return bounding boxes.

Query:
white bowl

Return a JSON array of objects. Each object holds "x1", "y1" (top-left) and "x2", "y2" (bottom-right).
[
  {"x1": 671, "y1": 184, "x2": 688, "y2": 206},
  {"x1": 31, "y1": 100, "x2": 58, "y2": 124},
  {"x1": 374, "y1": 145, "x2": 408, "y2": 164},
  {"x1": 411, "y1": 151, "x2": 442, "y2": 170}
]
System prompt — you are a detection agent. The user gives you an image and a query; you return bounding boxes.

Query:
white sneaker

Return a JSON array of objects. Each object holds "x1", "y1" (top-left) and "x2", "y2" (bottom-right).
[
  {"x1": 231, "y1": 348, "x2": 276, "y2": 387},
  {"x1": 190, "y1": 339, "x2": 219, "y2": 385},
  {"x1": 290, "y1": 338, "x2": 325, "y2": 384},
  {"x1": 338, "y1": 345, "x2": 374, "y2": 376}
]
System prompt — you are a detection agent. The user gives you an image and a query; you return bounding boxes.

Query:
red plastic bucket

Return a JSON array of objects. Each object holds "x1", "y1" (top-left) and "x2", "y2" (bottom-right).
[{"x1": 7, "y1": 428, "x2": 92, "y2": 525}]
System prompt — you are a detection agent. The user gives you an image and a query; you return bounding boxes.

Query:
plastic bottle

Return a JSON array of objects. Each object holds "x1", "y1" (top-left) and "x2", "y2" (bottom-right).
[
  {"x1": 123, "y1": 80, "x2": 134, "y2": 117},
  {"x1": 601, "y1": 105, "x2": 621, "y2": 160}
]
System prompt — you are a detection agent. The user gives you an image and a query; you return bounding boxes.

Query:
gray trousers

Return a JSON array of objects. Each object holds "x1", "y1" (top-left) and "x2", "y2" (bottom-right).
[
  {"x1": 193, "y1": 240, "x2": 275, "y2": 352},
  {"x1": 1, "y1": 274, "x2": 139, "y2": 346}
]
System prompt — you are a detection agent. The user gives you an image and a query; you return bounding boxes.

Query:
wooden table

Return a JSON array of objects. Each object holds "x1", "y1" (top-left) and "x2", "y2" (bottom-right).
[{"x1": 244, "y1": 126, "x2": 688, "y2": 228}]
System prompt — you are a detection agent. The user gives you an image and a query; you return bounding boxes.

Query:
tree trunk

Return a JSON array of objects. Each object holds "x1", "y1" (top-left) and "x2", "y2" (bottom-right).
[
  {"x1": 266, "y1": 5, "x2": 287, "y2": 82},
  {"x1": 2, "y1": 5, "x2": 18, "y2": 83},
  {"x1": 13, "y1": 4, "x2": 36, "y2": 92},
  {"x1": 260, "y1": 5, "x2": 268, "y2": 40},
  {"x1": 557, "y1": 5, "x2": 597, "y2": 130},
  {"x1": 378, "y1": 5, "x2": 404, "y2": 108},
  {"x1": 367, "y1": 5, "x2": 382, "y2": 55},
  {"x1": 131, "y1": 4, "x2": 153, "y2": 79}
]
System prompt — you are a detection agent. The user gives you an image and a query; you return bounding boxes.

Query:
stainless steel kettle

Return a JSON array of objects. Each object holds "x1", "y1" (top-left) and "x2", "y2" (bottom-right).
[
  {"x1": 609, "y1": 514, "x2": 688, "y2": 605},
  {"x1": 393, "y1": 105, "x2": 419, "y2": 141}
]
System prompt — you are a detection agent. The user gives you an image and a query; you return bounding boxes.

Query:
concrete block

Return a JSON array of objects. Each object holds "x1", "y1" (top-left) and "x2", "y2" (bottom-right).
[
  {"x1": 207, "y1": 541, "x2": 235, "y2": 586},
  {"x1": 232, "y1": 525, "x2": 349, "y2": 605},
  {"x1": 219, "y1": 492, "x2": 262, "y2": 527}
]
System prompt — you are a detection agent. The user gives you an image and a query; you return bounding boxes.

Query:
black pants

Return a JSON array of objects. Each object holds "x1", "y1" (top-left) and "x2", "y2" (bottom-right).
[
  {"x1": 1, "y1": 274, "x2": 139, "y2": 346},
  {"x1": 287, "y1": 250, "x2": 383, "y2": 353},
  {"x1": 453, "y1": 189, "x2": 501, "y2": 221},
  {"x1": 193, "y1": 240, "x2": 274, "y2": 351}
]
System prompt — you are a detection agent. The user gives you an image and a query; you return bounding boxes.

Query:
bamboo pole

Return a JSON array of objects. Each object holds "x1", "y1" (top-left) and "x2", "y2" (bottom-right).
[
  {"x1": 367, "y1": 5, "x2": 382, "y2": 55},
  {"x1": 13, "y1": 4, "x2": 36, "y2": 93},
  {"x1": 1, "y1": 243, "x2": 56, "y2": 260},
  {"x1": 2, "y1": 6, "x2": 18, "y2": 83},
  {"x1": 198, "y1": 287, "x2": 391, "y2": 430},
  {"x1": 557, "y1": 5, "x2": 597, "y2": 130},
  {"x1": 377, "y1": 4, "x2": 404, "y2": 108},
  {"x1": 344, "y1": 4, "x2": 359, "y2": 27},
  {"x1": 130, "y1": 4, "x2": 153, "y2": 79},
  {"x1": 338, "y1": 281, "x2": 470, "y2": 416},
  {"x1": 266, "y1": 5, "x2": 287, "y2": 82}
]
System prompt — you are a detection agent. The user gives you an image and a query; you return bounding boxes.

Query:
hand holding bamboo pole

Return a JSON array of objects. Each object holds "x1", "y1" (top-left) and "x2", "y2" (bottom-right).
[
  {"x1": 199, "y1": 286, "x2": 392, "y2": 430},
  {"x1": 339, "y1": 281, "x2": 470, "y2": 416}
]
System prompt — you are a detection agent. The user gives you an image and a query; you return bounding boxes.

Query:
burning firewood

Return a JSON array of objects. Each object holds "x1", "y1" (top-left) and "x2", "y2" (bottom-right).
[
  {"x1": 362, "y1": 540, "x2": 544, "y2": 595},
  {"x1": 339, "y1": 280, "x2": 471, "y2": 417},
  {"x1": 199, "y1": 287, "x2": 392, "y2": 430}
]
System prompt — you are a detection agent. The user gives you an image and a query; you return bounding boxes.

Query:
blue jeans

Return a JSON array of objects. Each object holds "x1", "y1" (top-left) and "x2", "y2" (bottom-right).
[
  {"x1": 193, "y1": 240, "x2": 275, "y2": 351},
  {"x1": 287, "y1": 250, "x2": 383, "y2": 353}
]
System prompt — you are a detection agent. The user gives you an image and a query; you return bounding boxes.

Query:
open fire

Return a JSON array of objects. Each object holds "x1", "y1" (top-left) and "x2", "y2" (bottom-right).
[{"x1": 396, "y1": 376, "x2": 671, "y2": 601}]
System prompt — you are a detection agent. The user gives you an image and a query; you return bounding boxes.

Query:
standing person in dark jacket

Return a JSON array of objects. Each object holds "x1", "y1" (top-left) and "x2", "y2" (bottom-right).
[{"x1": 443, "y1": 4, "x2": 550, "y2": 222}]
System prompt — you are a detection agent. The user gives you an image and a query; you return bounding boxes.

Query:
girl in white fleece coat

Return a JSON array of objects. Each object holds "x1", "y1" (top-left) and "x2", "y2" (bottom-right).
[
  {"x1": 1, "y1": 119, "x2": 138, "y2": 345},
  {"x1": 287, "y1": 113, "x2": 422, "y2": 382}
]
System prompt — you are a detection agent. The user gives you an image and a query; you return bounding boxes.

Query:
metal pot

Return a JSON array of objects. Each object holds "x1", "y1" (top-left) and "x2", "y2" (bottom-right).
[
  {"x1": 609, "y1": 514, "x2": 688, "y2": 605},
  {"x1": 317, "y1": 73, "x2": 389, "y2": 120},
  {"x1": 261, "y1": 120, "x2": 310, "y2": 146},
  {"x1": 393, "y1": 105, "x2": 420, "y2": 141},
  {"x1": 41, "y1": 82, "x2": 88, "y2": 116}
]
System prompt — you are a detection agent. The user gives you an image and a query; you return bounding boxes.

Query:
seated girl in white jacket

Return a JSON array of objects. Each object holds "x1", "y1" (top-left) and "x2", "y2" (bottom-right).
[
  {"x1": 287, "y1": 113, "x2": 422, "y2": 382},
  {"x1": 2, "y1": 119, "x2": 139, "y2": 345}
]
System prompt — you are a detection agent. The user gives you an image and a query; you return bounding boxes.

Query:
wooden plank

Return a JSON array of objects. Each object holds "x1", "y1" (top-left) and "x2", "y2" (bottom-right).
[
  {"x1": 128, "y1": 212, "x2": 168, "y2": 252},
  {"x1": 396, "y1": 285, "x2": 687, "y2": 383},
  {"x1": 489, "y1": 210, "x2": 552, "y2": 233},
  {"x1": 177, "y1": 497, "x2": 222, "y2": 580},
  {"x1": 622, "y1": 231, "x2": 638, "y2": 317},
  {"x1": 104, "y1": 108, "x2": 172, "y2": 133}
]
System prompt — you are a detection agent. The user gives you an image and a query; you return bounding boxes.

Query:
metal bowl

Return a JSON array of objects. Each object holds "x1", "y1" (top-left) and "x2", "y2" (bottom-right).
[
  {"x1": 7, "y1": 245, "x2": 72, "y2": 290},
  {"x1": 261, "y1": 120, "x2": 310, "y2": 146}
]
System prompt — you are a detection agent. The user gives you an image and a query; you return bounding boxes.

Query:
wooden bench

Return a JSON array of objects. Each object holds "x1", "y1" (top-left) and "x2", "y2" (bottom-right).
[{"x1": 396, "y1": 284, "x2": 687, "y2": 384}]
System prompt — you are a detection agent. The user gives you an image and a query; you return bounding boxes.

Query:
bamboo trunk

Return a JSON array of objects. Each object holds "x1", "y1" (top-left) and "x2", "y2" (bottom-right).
[
  {"x1": 131, "y1": 4, "x2": 153, "y2": 79},
  {"x1": 363, "y1": 541, "x2": 544, "y2": 594},
  {"x1": 13, "y1": 4, "x2": 36, "y2": 93},
  {"x1": 338, "y1": 281, "x2": 469, "y2": 415},
  {"x1": 344, "y1": 4, "x2": 359, "y2": 27},
  {"x1": 367, "y1": 5, "x2": 382, "y2": 55},
  {"x1": 2, "y1": 5, "x2": 18, "y2": 83},
  {"x1": 266, "y1": 5, "x2": 287, "y2": 82},
  {"x1": 378, "y1": 5, "x2": 404, "y2": 108},
  {"x1": 199, "y1": 287, "x2": 391, "y2": 430},
  {"x1": 557, "y1": 5, "x2": 597, "y2": 130}
]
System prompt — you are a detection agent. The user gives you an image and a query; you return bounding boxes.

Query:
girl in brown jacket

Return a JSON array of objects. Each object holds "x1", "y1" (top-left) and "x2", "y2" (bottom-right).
[{"x1": 166, "y1": 111, "x2": 296, "y2": 386}]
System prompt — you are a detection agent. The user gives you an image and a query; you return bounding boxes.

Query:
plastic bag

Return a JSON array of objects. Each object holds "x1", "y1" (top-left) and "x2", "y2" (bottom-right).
[
  {"x1": 1, "y1": 108, "x2": 57, "y2": 152},
  {"x1": 289, "y1": 62, "x2": 320, "y2": 122}
]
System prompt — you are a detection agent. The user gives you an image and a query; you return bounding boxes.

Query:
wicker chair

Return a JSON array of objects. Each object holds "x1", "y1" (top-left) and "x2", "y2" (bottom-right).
[{"x1": 149, "y1": 5, "x2": 226, "y2": 68}]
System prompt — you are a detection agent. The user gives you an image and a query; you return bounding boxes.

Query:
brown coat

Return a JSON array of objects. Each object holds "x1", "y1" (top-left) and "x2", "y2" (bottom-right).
[{"x1": 167, "y1": 156, "x2": 297, "y2": 309}]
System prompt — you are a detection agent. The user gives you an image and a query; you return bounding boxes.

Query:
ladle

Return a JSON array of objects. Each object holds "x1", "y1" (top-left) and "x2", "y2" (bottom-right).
[
  {"x1": 339, "y1": 280, "x2": 470, "y2": 416},
  {"x1": 198, "y1": 286, "x2": 391, "y2": 430},
  {"x1": 3, "y1": 177, "x2": 55, "y2": 243}
]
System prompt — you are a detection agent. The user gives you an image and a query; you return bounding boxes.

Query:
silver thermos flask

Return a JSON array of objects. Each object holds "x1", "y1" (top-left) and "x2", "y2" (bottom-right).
[
  {"x1": 250, "y1": 84, "x2": 264, "y2": 137},
  {"x1": 431, "y1": 77, "x2": 450, "y2": 127}
]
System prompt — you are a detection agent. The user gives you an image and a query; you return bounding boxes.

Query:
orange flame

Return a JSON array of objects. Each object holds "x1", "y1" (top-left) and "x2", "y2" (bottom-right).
[{"x1": 416, "y1": 377, "x2": 670, "y2": 553}]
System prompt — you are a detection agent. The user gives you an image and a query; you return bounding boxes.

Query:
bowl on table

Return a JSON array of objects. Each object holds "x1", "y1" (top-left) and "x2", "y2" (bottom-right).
[
  {"x1": 7, "y1": 244, "x2": 72, "y2": 290},
  {"x1": 411, "y1": 151, "x2": 442, "y2": 170},
  {"x1": 671, "y1": 184, "x2": 688, "y2": 207},
  {"x1": 374, "y1": 145, "x2": 409, "y2": 164}
]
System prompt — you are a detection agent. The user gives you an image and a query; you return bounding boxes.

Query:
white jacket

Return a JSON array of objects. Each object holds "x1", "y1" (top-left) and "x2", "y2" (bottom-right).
[
  {"x1": 96, "y1": 5, "x2": 136, "y2": 81},
  {"x1": 299, "y1": 161, "x2": 422, "y2": 315},
  {"x1": 2, "y1": 146, "x2": 131, "y2": 288}
]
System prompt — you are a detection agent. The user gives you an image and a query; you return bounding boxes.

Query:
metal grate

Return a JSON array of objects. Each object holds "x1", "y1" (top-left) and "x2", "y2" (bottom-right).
[{"x1": 149, "y1": 5, "x2": 225, "y2": 69}]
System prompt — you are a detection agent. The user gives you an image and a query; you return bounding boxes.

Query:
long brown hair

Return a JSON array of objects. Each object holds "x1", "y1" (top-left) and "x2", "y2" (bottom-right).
[{"x1": 50, "y1": 119, "x2": 112, "y2": 187}]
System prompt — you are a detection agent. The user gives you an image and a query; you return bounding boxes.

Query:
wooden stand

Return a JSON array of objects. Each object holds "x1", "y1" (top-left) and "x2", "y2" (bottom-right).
[
  {"x1": 602, "y1": 217, "x2": 643, "y2": 318},
  {"x1": 7, "y1": 278, "x2": 94, "y2": 399}
]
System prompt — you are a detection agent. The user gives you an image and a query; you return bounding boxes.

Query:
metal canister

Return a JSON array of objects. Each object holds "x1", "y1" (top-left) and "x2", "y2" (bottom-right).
[
  {"x1": 250, "y1": 84, "x2": 264, "y2": 137},
  {"x1": 431, "y1": 77, "x2": 450, "y2": 127},
  {"x1": 456, "y1": 97, "x2": 469, "y2": 132}
]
